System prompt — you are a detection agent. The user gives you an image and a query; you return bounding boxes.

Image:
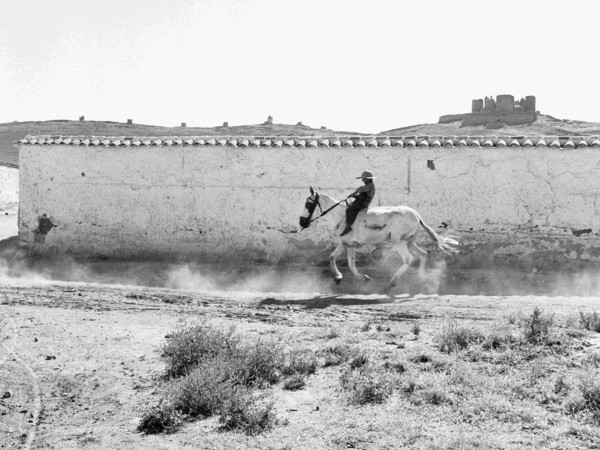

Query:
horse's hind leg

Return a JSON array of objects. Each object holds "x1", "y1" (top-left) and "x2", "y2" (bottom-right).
[
  {"x1": 390, "y1": 241, "x2": 414, "y2": 286},
  {"x1": 329, "y1": 243, "x2": 346, "y2": 283},
  {"x1": 408, "y1": 240, "x2": 428, "y2": 281},
  {"x1": 347, "y1": 247, "x2": 370, "y2": 281}
]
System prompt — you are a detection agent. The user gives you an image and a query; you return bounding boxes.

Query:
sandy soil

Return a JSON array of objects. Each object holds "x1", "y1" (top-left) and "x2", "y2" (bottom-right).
[{"x1": 1, "y1": 277, "x2": 599, "y2": 449}]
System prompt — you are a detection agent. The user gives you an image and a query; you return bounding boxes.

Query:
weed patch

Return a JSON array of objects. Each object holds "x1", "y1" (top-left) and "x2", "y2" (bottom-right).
[
  {"x1": 319, "y1": 344, "x2": 357, "y2": 367},
  {"x1": 437, "y1": 320, "x2": 486, "y2": 353},
  {"x1": 340, "y1": 367, "x2": 396, "y2": 405},
  {"x1": 161, "y1": 321, "x2": 239, "y2": 379},
  {"x1": 579, "y1": 311, "x2": 600, "y2": 332},
  {"x1": 218, "y1": 389, "x2": 276, "y2": 435},
  {"x1": 137, "y1": 399, "x2": 185, "y2": 434},
  {"x1": 524, "y1": 307, "x2": 554, "y2": 345},
  {"x1": 141, "y1": 322, "x2": 295, "y2": 435},
  {"x1": 283, "y1": 374, "x2": 306, "y2": 391},
  {"x1": 579, "y1": 373, "x2": 600, "y2": 422},
  {"x1": 282, "y1": 349, "x2": 317, "y2": 376},
  {"x1": 349, "y1": 353, "x2": 369, "y2": 369}
]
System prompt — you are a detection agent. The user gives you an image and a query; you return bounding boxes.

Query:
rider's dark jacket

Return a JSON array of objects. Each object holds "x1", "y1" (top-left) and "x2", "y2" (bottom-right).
[
  {"x1": 346, "y1": 180, "x2": 376, "y2": 225},
  {"x1": 352, "y1": 180, "x2": 376, "y2": 208}
]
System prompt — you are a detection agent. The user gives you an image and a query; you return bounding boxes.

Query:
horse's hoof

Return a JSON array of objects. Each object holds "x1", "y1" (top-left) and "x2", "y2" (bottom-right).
[
  {"x1": 334, "y1": 276, "x2": 343, "y2": 285},
  {"x1": 363, "y1": 274, "x2": 370, "y2": 281}
]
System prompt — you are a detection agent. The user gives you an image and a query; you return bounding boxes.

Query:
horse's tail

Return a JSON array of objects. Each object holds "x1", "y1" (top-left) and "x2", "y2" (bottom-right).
[{"x1": 419, "y1": 218, "x2": 460, "y2": 255}]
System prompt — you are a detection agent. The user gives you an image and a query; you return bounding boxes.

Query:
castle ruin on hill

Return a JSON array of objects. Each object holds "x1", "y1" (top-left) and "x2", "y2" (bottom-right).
[{"x1": 439, "y1": 94, "x2": 536, "y2": 129}]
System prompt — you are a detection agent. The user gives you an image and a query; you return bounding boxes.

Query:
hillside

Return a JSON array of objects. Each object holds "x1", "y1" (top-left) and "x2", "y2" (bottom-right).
[
  {"x1": 380, "y1": 114, "x2": 600, "y2": 137},
  {"x1": 0, "y1": 120, "x2": 365, "y2": 166},
  {"x1": 3, "y1": 114, "x2": 600, "y2": 166}
]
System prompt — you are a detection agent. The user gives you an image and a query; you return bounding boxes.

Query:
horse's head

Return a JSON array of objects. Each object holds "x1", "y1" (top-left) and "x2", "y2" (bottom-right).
[{"x1": 299, "y1": 186, "x2": 320, "y2": 229}]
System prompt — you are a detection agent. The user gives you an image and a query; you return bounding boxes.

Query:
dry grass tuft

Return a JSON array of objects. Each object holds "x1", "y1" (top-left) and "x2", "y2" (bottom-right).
[
  {"x1": 339, "y1": 367, "x2": 397, "y2": 405},
  {"x1": 579, "y1": 311, "x2": 600, "y2": 332}
]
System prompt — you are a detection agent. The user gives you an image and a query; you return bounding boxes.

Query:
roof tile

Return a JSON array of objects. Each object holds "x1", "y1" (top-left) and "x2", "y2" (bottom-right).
[
  {"x1": 549, "y1": 139, "x2": 561, "y2": 148},
  {"x1": 13, "y1": 135, "x2": 600, "y2": 150}
]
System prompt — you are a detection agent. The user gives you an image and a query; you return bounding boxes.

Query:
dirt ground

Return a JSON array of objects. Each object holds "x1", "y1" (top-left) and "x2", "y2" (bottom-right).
[{"x1": 1, "y1": 275, "x2": 600, "y2": 449}]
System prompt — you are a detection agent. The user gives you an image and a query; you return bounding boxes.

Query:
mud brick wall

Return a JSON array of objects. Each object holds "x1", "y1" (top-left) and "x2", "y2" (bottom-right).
[{"x1": 16, "y1": 141, "x2": 600, "y2": 267}]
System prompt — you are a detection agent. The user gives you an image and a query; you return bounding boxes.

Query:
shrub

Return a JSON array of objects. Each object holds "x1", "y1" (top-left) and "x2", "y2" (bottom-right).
[
  {"x1": 411, "y1": 353, "x2": 433, "y2": 364},
  {"x1": 137, "y1": 400, "x2": 185, "y2": 434},
  {"x1": 579, "y1": 311, "x2": 600, "y2": 332},
  {"x1": 233, "y1": 338, "x2": 284, "y2": 388},
  {"x1": 437, "y1": 320, "x2": 485, "y2": 353},
  {"x1": 580, "y1": 373, "x2": 600, "y2": 420},
  {"x1": 383, "y1": 361, "x2": 406, "y2": 373},
  {"x1": 340, "y1": 367, "x2": 395, "y2": 405},
  {"x1": 218, "y1": 388, "x2": 276, "y2": 435},
  {"x1": 411, "y1": 322, "x2": 421, "y2": 337},
  {"x1": 554, "y1": 375, "x2": 570, "y2": 396},
  {"x1": 524, "y1": 307, "x2": 554, "y2": 345},
  {"x1": 283, "y1": 374, "x2": 306, "y2": 391},
  {"x1": 282, "y1": 349, "x2": 317, "y2": 376},
  {"x1": 319, "y1": 344, "x2": 356, "y2": 367},
  {"x1": 170, "y1": 358, "x2": 236, "y2": 418},
  {"x1": 349, "y1": 353, "x2": 369, "y2": 369},
  {"x1": 161, "y1": 321, "x2": 239, "y2": 379},
  {"x1": 422, "y1": 387, "x2": 453, "y2": 406},
  {"x1": 481, "y1": 327, "x2": 520, "y2": 350},
  {"x1": 141, "y1": 323, "x2": 296, "y2": 436}
]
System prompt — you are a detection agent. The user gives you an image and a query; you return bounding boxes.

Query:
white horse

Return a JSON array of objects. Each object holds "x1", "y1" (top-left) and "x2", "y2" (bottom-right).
[{"x1": 299, "y1": 186, "x2": 459, "y2": 285}]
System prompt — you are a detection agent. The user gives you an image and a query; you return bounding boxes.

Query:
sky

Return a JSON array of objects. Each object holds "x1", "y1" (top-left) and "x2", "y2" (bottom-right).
[{"x1": 1, "y1": 0, "x2": 599, "y2": 133}]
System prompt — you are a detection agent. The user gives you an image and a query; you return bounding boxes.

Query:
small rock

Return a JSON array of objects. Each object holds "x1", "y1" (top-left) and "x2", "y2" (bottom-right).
[
  {"x1": 33, "y1": 337, "x2": 38, "y2": 342},
  {"x1": 314, "y1": 405, "x2": 320, "y2": 411},
  {"x1": 45, "y1": 355, "x2": 56, "y2": 360},
  {"x1": 2, "y1": 391, "x2": 12, "y2": 399},
  {"x1": 20, "y1": 409, "x2": 28, "y2": 414}
]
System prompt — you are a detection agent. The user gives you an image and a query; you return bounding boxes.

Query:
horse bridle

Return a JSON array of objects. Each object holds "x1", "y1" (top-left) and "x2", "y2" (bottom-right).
[
  {"x1": 300, "y1": 192, "x2": 349, "y2": 229},
  {"x1": 300, "y1": 193, "x2": 322, "y2": 229}
]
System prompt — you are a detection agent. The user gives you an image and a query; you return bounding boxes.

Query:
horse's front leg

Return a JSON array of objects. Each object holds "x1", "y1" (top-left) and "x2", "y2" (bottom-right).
[
  {"x1": 347, "y1": 247, "x2": 370, "y2": 281},
  {"x1": 329, "y1": 243, "x2": 346, "y2": 283}
]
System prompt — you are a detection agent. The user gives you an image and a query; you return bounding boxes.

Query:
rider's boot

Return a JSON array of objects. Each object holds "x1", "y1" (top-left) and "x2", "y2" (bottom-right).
[{"x1": 340, "y1": 223, "x2": 352, "y2": 236}]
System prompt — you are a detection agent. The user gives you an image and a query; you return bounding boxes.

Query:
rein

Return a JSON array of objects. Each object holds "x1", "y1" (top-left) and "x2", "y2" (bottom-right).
[{"x1": 306, "y1": 194, "x2": 349, "y2": 225}]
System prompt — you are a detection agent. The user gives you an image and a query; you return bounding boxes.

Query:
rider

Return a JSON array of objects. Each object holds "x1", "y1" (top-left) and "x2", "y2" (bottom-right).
[{"x1": 340, "y1": 170, "x2": 376, "y2": 236}]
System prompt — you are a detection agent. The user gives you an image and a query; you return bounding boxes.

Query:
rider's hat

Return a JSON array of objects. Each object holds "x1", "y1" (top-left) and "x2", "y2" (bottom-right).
[{"x1": 356, "y1": 170, "x2": 375, "y2": 179}]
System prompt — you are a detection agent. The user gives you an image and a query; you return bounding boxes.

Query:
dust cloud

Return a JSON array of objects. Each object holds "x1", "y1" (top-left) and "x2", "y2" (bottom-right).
[
  {"x1": 2, "y1": 237, "x2": 600, "y2": 297},
  {"x1": 0, "y1": 242, "x2": 335, "y2": 295}
]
